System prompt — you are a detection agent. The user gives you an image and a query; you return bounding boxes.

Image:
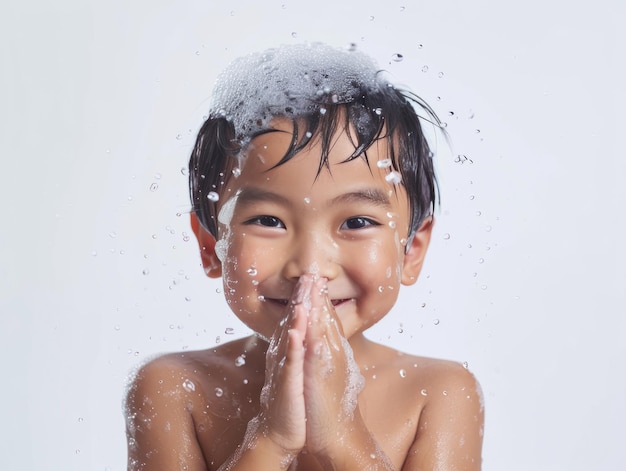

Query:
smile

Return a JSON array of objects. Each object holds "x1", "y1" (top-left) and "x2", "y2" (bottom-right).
[{"x1": 263, "y1": 298, "x2": 354, "y2": 307}]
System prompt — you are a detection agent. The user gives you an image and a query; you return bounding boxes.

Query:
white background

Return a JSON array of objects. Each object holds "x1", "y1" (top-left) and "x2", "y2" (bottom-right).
[{"x1": 1, "y1": 1, "x2": 624, "y2": 470}]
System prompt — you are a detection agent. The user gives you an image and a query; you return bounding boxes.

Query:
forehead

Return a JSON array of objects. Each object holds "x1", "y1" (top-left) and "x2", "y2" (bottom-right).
[{"x1": 223, "y1": 120, "x2": 409, "y2": 214}]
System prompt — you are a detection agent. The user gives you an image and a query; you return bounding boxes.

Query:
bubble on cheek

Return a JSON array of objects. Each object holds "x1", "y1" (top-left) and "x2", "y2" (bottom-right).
[{"x1": 385, "y1": 266, "x2": 392, "y2": 278}]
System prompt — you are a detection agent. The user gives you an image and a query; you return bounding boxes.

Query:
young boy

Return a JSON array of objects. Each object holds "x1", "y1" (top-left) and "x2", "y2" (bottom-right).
[{"x1": 125, "y1": 43, "x2": 484, "y2": 470}]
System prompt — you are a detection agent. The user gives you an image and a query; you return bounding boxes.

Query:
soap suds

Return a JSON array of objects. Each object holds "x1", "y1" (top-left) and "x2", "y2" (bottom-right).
[{"x1": 210, "y1": 43, "x2": 386, "y2": 142}]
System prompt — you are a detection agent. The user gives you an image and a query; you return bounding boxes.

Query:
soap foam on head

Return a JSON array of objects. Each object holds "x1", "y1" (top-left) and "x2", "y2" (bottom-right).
[{"x1": 210, "y1": 42, "x2": 386, "y2": 142}]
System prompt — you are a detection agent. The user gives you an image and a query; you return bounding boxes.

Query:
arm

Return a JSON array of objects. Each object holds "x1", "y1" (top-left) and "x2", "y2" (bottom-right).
[{"x1": 402, "y1": 365, "x2": 485, "y2": 471}]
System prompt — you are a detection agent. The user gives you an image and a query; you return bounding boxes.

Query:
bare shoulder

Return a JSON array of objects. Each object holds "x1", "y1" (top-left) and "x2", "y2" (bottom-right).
[
  {"x1": 124, "y1": 336, "x2": 265, "y2": 471},
  {"x1": 397, "y1": 353, "x2": 484, "y2": 470}
]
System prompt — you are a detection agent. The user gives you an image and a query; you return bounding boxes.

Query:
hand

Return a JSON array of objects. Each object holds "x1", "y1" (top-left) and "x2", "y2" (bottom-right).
[
  {"x1": 302, "y1": 277, "x2": 365, "y2": 456},
  {"x1": 257, "y1": 276, "x2": 311, "y2": 454}
]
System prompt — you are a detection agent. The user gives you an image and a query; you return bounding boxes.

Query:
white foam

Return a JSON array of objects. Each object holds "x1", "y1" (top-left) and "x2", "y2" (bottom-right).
[
  {"x1": 210, "y1": 43, "x2": 385, "y2": 141},
  {"x1": 215, "y1": 193, "x2": 239, "y2": 262}
]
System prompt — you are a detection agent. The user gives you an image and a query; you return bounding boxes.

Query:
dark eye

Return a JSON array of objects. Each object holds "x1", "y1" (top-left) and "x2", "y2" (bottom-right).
[
  {"x1": 247, "y1": 215, "x2": 285, "y2": 228},
  {"x1": 341, "y1": 217, "x2": 378, "y2": 230}
]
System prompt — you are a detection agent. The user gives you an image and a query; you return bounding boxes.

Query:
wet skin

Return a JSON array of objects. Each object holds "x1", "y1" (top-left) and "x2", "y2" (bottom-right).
[{"x1": 125, "y1": 121, "x2": 484, "y2": 470}]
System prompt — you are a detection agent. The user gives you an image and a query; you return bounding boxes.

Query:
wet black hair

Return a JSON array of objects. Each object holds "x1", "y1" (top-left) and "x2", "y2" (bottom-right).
[{"x1": 189, "y1": 81, "x2": 441, "y2": 240}]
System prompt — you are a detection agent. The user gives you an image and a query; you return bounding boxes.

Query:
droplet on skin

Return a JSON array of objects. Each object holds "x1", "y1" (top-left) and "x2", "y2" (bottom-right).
[
  {"x1": 214, "y1": 387, "x2": 223, "y2": 397},
  {"x1": 232, "y1": 168, "x2": 241, "y2": 177},
  {"x1": 385, "y1": 171, "x2": 402, "y2": 184},
  {"x1": 377, "y1": 158, "x2": 392, "y2": 168},
  {"x1": 433, "y1": 318, "x2": 440, "y2": 325},
  {"x1": 303, "y1": 197, "x2": 311, "y2": 204},
  {"x1": 420, "y1": 389, "x2": 428, "y2": 396},
  {"x1": 247, "y1": 267, "x2": 257, "y2": 276},
  {"x1": 207, "y1": 191, "x2": 219, "y2": 202},
  {"x1": 388, "y1": 221, "x2": 396, "y2": 229},
  {"x1": 320, "y1": 107, "x2": 327, "y2": 115},
  {"x1": 399, "y1": 369, "x2": 407, "y2": 378},
  {"x1": 378, "y1": 286, "x2": 384, "y2": 293},
  {"x1": 235, "y1": 354, "x2": 246, "y2": 367},
  {"x1": 182, "y1": 379, "x2": 196, "y2": 392}
]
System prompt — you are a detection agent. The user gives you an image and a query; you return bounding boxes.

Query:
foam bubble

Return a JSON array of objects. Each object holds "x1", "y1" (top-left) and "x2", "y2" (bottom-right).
[{"x1": 210, "y1": 43, "x2": 385, "y2": 141}]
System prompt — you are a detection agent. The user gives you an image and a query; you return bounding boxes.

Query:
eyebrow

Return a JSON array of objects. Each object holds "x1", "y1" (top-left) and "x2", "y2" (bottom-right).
[
  {"x1": 235, "y1": 186, "x2": 392, "y2": 209},
  {"x1": 330, "y1": 188, "x2": 392, "y2": 208}
]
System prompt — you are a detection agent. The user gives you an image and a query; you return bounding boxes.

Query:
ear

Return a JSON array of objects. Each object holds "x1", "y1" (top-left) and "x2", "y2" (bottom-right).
[
  {"x1": 401, "y1": 216, "x2": 434, "y2": 286},
  {"x1": 190, "y1": 212, "x2": 222, "y2": 278}
]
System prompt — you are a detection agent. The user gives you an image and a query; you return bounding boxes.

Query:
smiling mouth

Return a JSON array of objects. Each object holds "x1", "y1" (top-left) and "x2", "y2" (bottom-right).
[{"x1": 264, "y1": 298, "x2": 353, "y2": 307}]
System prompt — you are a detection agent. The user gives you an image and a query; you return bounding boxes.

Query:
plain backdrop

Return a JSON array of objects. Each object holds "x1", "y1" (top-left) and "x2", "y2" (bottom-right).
[{"x1": 1, "y1": 1, "x2": 624, "y2": 470}]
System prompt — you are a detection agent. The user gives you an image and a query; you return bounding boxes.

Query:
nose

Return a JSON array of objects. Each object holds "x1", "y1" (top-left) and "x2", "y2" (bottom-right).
[{"x1": 281, "y1": 230, "x2": 340, "y2": 281}]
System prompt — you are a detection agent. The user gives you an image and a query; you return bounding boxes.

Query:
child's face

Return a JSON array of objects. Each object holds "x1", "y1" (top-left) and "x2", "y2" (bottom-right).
[{"x1": 207, "y1": 120, "x2": 430, "y2": 341}]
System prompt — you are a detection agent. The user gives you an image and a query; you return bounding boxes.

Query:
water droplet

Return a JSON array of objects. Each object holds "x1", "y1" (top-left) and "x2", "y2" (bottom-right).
[
  {"x1": 418, "y1": 44, "x2": 423, "y2": 49},
  {"x1": 142, "y1": 269, "x2": 149, "y2": 276},
  {"x1": 391, "y1": 53, "x2": 404, "y2": 62},
  {"x1": 247, "y1": 267, "x2": 257, "y2": 276},
  {"x1": 182, "y1": 379, "x2": 195, "y2": 392},
  {"x1": 320, "y1": 107, "x2": 327, "y2": 115},
  {"x1": 303, "y1": 197, "x2": 311, "y2": 204},
  {"x1": 374, "y1": 107, "x2": 382, "y2": 115},
  {"x1": 225, "y1": 327, "x2": 235, "y2": 335},
  {"x1": 478, "y1": 258, "x2": 484, "y2": 264},
  {"x1": 438, "y1": 72, "x2": 444, "y2": 78},
  {"x1": 474, "y1": 129, "x2": 481, "y2": 134},
  {"x1": 377, "y1": 285, "x2": 384, "y2": 293},
  {"x1": 78, "y1": 417, "x2": 84, "y2": 423},
  {"x1": 475, "y1": 211, "x2": 482, "y2": 216},
  {"x1": 469, "y1": 195, "x2": 475, "y2": 200},
  {"x1": 257, "y1": 295, "x2": 265, "y2": 301},
  {"x1": 291, "y1": 32, "x2": 297, "y2": 38},
  {"x1": 175, "y1": 134, "x2": 182, "y2": 140},
  {"x1": 421, "y1": 65, "x2": 429, "y2": 73},
  {"x1": 433, "y1": 318, "x2": 440, "y2": 325},
  {"x1": 243, "y1": 378, "x2": 249, "y2": 384},
  {"x1": 305, "y1": 131, "x2": 313, "y2": 138},
  {"x1": 214, "y1": 387, "x2": 223, "y2": 397},
  {"x1": 232, "y1": 168, "x2": 241, "y2": 178},
  {"x1": 215, "y1": 335, "x2": 221, "y2": 344},
  {"x1": 377, "y1": 158, "x2": 392, "y2": 168},
  {"x1": 399, "y1": 369, "x2": 407, "y2": 378},
  {"x1": 114, "y1": 325, "x2": 121, "y2": 331},
  {"x1": 149, "y1": 183, "x2": 159, "y2": 192},
  {"x1": 108, "y1": 231, "x2": 117, "y2": 238},
  {"x1": 388, "y1": 221, "x2": 396, "y2": 229},
  {"x1": 235, "y1": 354, "x2": 246, "y2": 367},
  {"x1": 421, "y1": 302, "x2": 426, "y2": 308},
  {"x1": 485, "y1": 225, "x2": 492, "y2": 232},
  {"x1": 207, "y1": 191, "x2": 219, "y2": 202},
  {"x1": 442, "y1": 390, "x2": 448, "y2": 396},
  {"x1": 420, "y1": 389, "x2": 428, "y2": 396},
  {"x1": 481, "y1": 285, "x2": 487, "y2": 290},
  {"x1": 369, "y1": 15, "x2": 375, "y2": 21},
  {"x1": 75, "y1": 449, "x2": 81, "y2": 455},
  {"x1": 463, "y1": 361, "x2": 469, "y2": 369},
  {"x1": 400, "y1": 6, "x2": 405, "y2": 11},
  {"x1": 443, "y1": 233, "x2": 450, "y2": 240},
  {"x1": 385, "y1": 171, "x2": 402, "y2": 184}
]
